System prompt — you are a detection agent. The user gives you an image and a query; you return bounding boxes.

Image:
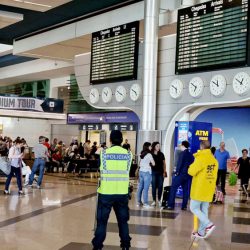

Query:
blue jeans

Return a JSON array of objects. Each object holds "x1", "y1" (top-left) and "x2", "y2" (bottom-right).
[
  {"x1": 92, "y1": 194, "x2": 131, "y2": 249},
  {"x1": 5, "y1": 166, "x2": 22, "y2": 191},
  {"x1": 152, "y1": 172, "x2": 164, "y2": 201},
  {"x1": 168, "y1": 174, "x2": 189, "y2": 208},
  {"x1": 29, "y1": 158, "x2": 45, "y2": 186},
  {"x1": 137, "y1": 171, "x2": 152, "y2": 205},
  {"x1": 190, "y1": 200, "x2": 211, "y2": 236}
]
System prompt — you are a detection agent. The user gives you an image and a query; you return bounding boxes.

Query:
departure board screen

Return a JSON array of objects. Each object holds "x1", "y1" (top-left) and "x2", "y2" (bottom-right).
[
  {"x1": 90, "y1": 21, "x2": 139, "y2": 84},
  {"x1": 176, "y1": 0, "x2": 249, "y2": 74}
]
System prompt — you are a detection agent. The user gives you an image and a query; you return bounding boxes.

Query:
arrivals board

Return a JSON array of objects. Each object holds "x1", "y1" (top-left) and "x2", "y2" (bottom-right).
[
  {"x1": 90, "y1": 21, "x2": 139, "y2": 84},
  {"x1": 176, "y1": 0, "x2": 249, "y2": 74}
]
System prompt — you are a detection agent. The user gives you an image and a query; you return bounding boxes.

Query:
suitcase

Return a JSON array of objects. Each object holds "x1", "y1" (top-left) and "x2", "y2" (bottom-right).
[{"x1": 161, "y1": 186, "x2": 171, "y2": 207}]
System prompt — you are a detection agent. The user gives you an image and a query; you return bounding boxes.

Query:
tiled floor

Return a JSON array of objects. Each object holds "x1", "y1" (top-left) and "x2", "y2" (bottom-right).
[{"x1": 0, "y1": 174, "x2": 249, "y2": 250}]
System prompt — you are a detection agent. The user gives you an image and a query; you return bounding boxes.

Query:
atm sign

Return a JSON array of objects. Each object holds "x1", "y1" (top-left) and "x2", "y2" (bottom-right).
[{"x1": 195, "y1": 130, "x2": 209, "y2": 141}]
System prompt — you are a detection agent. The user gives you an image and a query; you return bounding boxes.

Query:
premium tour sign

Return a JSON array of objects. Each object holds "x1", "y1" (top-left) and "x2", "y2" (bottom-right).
[{"x1": 0, "y1": 96, "x2": 64, "y2": 113}]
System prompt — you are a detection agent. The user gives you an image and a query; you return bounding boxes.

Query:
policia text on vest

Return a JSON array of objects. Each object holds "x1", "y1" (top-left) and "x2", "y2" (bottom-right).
[{"x1": 92, "y1": 130, "x2": 133, "y2": 250}]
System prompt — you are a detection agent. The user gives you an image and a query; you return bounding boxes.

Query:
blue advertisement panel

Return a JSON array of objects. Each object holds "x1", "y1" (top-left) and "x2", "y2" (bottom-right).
[
  {"x1": 174, "y1": 121, "x2": 189, "y2": 146},
  {"x1": 175, "y1": 121, "x2": 212, "y2": 154},
  {"x1": 174, "y1": 121, "x2": 212, "y2": 198},
  {"x1": 188, "y1": 121, "x2": 212, "y2": 154}
]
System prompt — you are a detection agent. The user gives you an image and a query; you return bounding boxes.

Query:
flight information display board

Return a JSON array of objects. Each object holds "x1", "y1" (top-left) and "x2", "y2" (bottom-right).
[
  {"x1": 90, "y1": 21, "x2": 139, "y2": 84},
  {"x1": 176, "y1": 0, "x2": 249, "y2": 74}
]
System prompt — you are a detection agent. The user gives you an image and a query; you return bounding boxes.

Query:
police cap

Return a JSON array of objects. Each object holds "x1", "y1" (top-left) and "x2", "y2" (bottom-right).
[{"x1": 110, "y1": 130, "x2": 123, "y2": 145}]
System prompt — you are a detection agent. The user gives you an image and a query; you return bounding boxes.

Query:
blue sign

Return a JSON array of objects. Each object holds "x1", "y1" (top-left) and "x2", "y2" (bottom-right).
[
  {"x1": 175, "y1": 121, "x2": 212, "y2": 153},
  {"x1": 174, "y1": 121, "x2": 212, "y2": 200},
  {"x1": 175, "y1": 121, "x2": 189, "y2": 146},
  {"x1": 189, "y1": 121, "x2": 212, "y2": 154},
  {"x1": 67, "y1": 112, "x2": 140, "y2": 125}
]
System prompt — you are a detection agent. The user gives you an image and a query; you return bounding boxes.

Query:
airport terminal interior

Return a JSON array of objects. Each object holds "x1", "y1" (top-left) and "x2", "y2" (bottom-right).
[{"x1": 0, "y1": 0, "x2": 249, "y2": 249}]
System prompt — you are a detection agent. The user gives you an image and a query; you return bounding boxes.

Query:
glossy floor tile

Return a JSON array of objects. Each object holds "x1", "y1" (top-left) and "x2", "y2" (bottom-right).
[{"x1": 0, "y1": 174, "x2": 249, "y2": 249}]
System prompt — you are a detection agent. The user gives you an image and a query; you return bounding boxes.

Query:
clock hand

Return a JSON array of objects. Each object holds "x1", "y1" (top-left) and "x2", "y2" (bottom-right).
[
  {"x1": 132, "y1": 89, "x2": 137, "y2": 96},
  {"x1": 117, "y1": 91, "x2": 123, "y2": 96},
  {"x1": 191, "y1": 82, "x2": 197, "y2": 91},
  {"x1": 104, "y1": 91, "x2": 108, "y2": 96},
  {"x1": 236, "y1": 78, "x2": 243, "y2": 85},
  {"x1": 240, "y1": 78, "x2": 244, "y2": 85},
  {"x1": 171, "y1": 85, "x2": 177, "y2": 93},
  {"x1": 91, "y1": 93, "x2": 95, "y2": 97},
  {"x1": 212, "y1": 81, "x2": 219, "y2": 87}
]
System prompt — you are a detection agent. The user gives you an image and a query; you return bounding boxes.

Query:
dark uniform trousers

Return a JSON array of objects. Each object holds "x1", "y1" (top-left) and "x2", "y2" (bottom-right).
[
  {"x1": 216, "y1": 169, "x2": 227, "y2": 194},
  {"x1": 92, "y1": 193, "x2": 131, "y2": 249},
  {"x1": 168, "y1": 174, "x2": 189, "y2": 209}
]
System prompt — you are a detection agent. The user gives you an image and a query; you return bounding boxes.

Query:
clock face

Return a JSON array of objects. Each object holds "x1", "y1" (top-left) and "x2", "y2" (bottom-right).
[
  {"x1": 210, "y1": 75, "x2": 227, "y2": 97},
  {"x1": 130, "y1": 84, "x2": 141, "y2": 102},
  {"x1": 115, "y1": 86, "x2": 127, "y2": 103},
  {"x1": 233, "y1": 72, "x2": 250, "y2": 96},
  {"x1": 189, "y1": 77, "x2": 204, "y2": 98},
  {"x1": 169, "y1": 79, "x2": 184, "y2": 99},
  {"x1": 102, "y1": 87, "x2": 112, "y2": 104},
  {"x1": 89, "y1": 88, "x2": 99, "y2": 104}
]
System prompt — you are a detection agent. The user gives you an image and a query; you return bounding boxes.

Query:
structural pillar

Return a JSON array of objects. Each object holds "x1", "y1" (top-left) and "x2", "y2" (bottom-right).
[
  {"x1": 138, "y1": 0, "x2": 161, "y2": 151},
  {"x1": 142, "y1": 0, "x2": 159, "y2": 130}
]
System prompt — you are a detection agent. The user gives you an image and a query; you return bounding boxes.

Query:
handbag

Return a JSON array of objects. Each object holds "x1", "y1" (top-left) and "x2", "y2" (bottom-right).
[
  {"x1": 0, "y1": 156, "x2": 11, "y2": 175},
  {"x1": 229, "y1": 172, "x2": 237, "y2": 186}
]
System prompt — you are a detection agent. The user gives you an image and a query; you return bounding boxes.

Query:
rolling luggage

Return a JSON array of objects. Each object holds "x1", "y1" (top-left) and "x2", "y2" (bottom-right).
[{"x1": 161, "y1": 186, "x2": 171, "y2": 207}]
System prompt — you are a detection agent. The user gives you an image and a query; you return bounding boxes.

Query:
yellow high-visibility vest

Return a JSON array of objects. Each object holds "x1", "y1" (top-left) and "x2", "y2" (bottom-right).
[{"x1": 98, "y1": 146, "x2": 132, "y2": 195}]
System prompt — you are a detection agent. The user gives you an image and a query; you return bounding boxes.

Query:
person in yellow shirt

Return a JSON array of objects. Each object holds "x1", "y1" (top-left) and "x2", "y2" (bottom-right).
[{"x1": 188, "y1": 140, "x2": 218, "y2": 239}]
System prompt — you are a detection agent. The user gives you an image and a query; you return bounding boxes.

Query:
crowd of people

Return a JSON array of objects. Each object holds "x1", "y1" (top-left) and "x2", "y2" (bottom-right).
[
  {"x1": 0, "y1": 135, "x2": 84, "y2": 192},
  {"x1": 0, "y1": 135, "x2": 133, "y2": 193},
  {"x1": 0, "y1": 133, "x2": 249, "y2": 242}
]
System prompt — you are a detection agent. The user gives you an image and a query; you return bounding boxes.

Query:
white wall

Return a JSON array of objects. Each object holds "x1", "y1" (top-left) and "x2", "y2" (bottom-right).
[
  {"x1": 0, "y1": 117, "x2": 67, "y2": 147},
  {"x1": 49, "y1": 76, "x2": 70, "y2": 98},
  {"x1": 51, "y1": 124, "x2": 80, "y2": 146}
]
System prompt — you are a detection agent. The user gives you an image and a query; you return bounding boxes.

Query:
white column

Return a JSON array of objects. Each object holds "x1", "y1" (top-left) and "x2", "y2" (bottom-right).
[{"x1": 141, "y1": 0, "x2": 160, "y2": 130}]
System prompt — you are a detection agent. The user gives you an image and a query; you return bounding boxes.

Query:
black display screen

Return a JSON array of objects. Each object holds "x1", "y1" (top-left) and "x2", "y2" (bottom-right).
[
  {"x1": 176, "y1": 0, "x2": 249, "y2": 74},
  {"x1": 90, "y1": 21, "x2": 139, "y2": 84}
]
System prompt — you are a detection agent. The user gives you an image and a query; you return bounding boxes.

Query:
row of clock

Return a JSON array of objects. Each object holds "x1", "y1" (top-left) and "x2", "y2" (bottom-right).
[
  {"x1": 89, "y1": 84, "x2": 141, "y2": 104},
  {"x1": 170, "y1": 72, "x2": 250, "y2": 99}
]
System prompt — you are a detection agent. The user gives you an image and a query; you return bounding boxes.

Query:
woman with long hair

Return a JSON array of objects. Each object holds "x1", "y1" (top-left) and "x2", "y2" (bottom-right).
[
  {"x1": 137, "y1": 142, "x2": 155, "y2": 208},
  {"x1": 151, "y1": 142, "x2": 167, "y2": 207},
  {"x1": 4, "y1": 138, "x2": 24, "y2": 195}
]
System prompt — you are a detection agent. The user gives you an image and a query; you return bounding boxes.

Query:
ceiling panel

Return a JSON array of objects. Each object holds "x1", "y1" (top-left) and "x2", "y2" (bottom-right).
[
  {"x1": 0, "y1": 9, "x2": 23, "y2": 28},
  {"x1": 58, "y1": 36, "x2": 91, "y2": 47},
  {"x1": 16, "y1": 34, "x2": 91, "y2": 61},
  {"x1": 0, "y1": 0, "x2": 142, "y2": 44},
  {"x1": 0, "y1": 0, "x2": 72, "y2": 12},
  {"x1": 0, "y1": 65, "x2": 74, "y2": 85}
]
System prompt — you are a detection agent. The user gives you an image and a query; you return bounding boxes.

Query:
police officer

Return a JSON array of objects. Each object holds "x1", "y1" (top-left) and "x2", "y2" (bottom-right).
[{"x1": 92, "y1": 130, "x2": 132, "y2": 250}]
